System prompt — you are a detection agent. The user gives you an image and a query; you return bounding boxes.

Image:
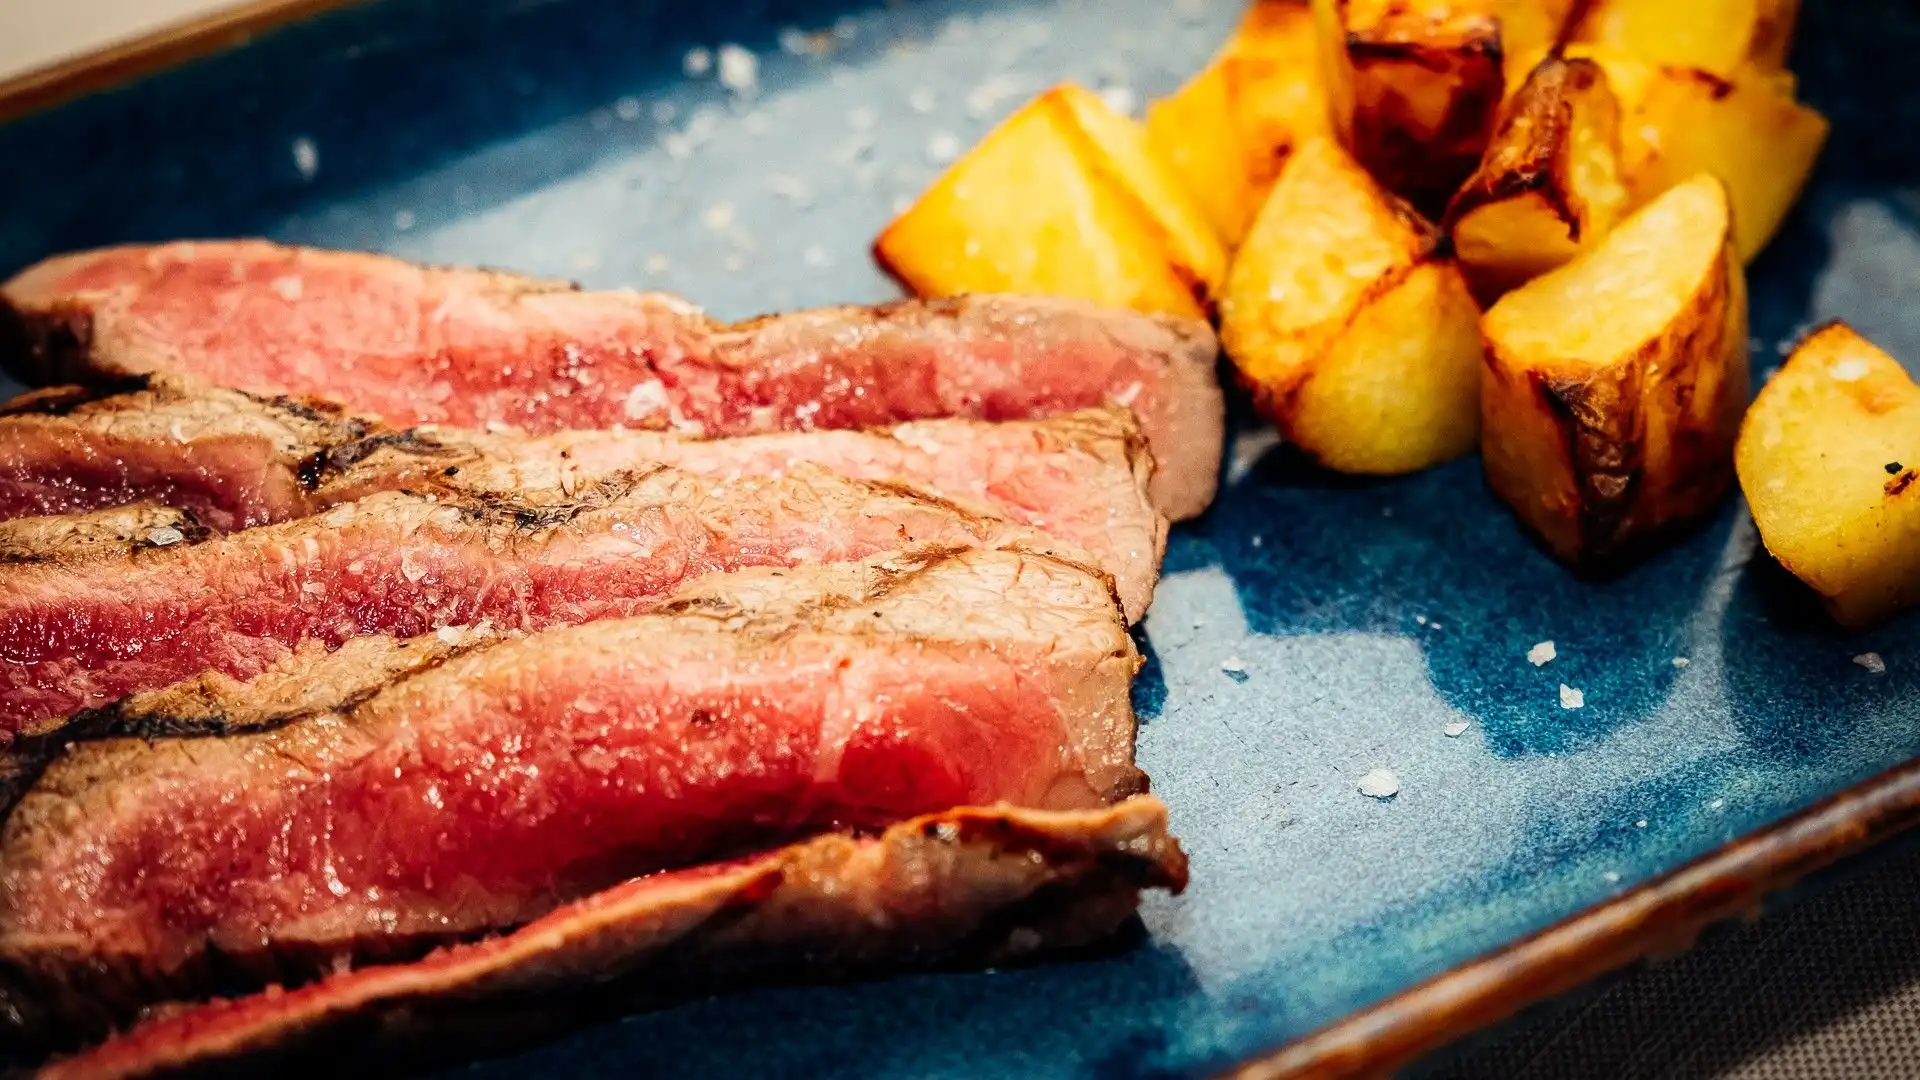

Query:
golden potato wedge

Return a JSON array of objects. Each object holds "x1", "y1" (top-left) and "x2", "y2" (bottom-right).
[
  {"x1": 1446, "y1": 56, "x2": 1629, "y2": 299},
  {"x1": 1737, "y1": 324, "x2": 1920, "y2": 629},
  {"x1": 1221, "y1": 137, "x2": 1483, "y2": 474},
  {"x1": 875, "y1": 83, "x2": 1227, "y2": 318},
  {"x1": 1571, "y1": 0, "x2": 1801, "y2": 76},
  {"x1": 1146, "y1": 1, "x2": 1335, "y2": 244},
  {"x1": 1320, "y1": 0, "x2": 1507, "y2": 215},
  {"x1": 1481, "y1": 174, "x2": 1749, "y2": 569},
  {"x1": 1577, "y1": 49, "x2": 1830, "y2": 262}
]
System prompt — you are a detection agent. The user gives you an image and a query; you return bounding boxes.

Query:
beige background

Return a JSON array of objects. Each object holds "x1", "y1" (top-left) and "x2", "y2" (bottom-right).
[{"x1": 0, "y1": 0, "x2": 238, "y2": 81}]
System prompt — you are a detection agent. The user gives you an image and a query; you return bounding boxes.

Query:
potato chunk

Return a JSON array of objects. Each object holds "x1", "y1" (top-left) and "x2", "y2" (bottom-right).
[
  {"x1": 1147, "y1": 0, "x2": 1335, "y2": 245},
  {"x1": 1571, "y1": 0, "x2": 1801, "y2": 76},
  {"x1": 1572, "y1": 49, "x2": 1828, "y2": 263},
  {"x1": 1447, "y1": 56, "x2": 1629, "y2": 299},
  {"x1": 1316, "y1": 0, "x2": 1506, "y2": 215},
  {"x1": 875, "y1": 84, "x2": 1227, "y2": 318},
  {"x1": 1737, "y1": 324, "x2": 1920, "y2": 629},
  {"x1": 1481, "y1": 174, "x2": 1749, "y2": 569},
  {"x1": 1221, "y1": 138, "x2": 1483, "y2": 474}
]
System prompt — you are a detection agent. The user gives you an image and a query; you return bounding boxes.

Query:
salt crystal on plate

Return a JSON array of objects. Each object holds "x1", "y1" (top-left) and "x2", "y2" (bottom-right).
[
  {"x1": 926, "y1": 131, "x2": 963, "y2": 164},
  {"x1": 1636, "y1": 819, "x2": 1648, "y2": 828},
  {"x1": 1219, "y1": 655, "x2": 1246, "y2": 674},
  {"x1": 291, "y1": 136, "x2": 319, "y2": 180},
  {"x1": 683, "y1": 47, "x2": 713, "y2": 77},
  {"x1": 1672, "y1": 656, "x2": 1691, "y2": 668},
  {"x1": 1560, "y1": 684, "x2": 1585, "y2": 709},
  {"x1": 1444, "y1": 722, "x2": 1469, "y2": 738},
  {"x1": 701, "y1": 203, "x2": 736, "y2": 230},
  {"x1": 1528, "y1": 640, "x2": 1557, "y2": 666},
  {"x1": 1358, "y1": 769, "x2": 1400, "y2": 799},
  {"x1": 717, "y1": 44, "x2": 758, "y2": 96},
  {"x1": 1098, "y1": 85, "x2": 1137, "y2": 116},
  {"x1": 1414, "y1": 615, "x2": 1428, "y2": 626},
  {"x1": 1855, "y1": 652, "x2": 1887, "y2": 674},
  {"x1": 1603, "y1": 871, "x2": 1621, "y2": 884},
  {"x1": 613, "y1": 96, "x2": 642, "y2": 122}
]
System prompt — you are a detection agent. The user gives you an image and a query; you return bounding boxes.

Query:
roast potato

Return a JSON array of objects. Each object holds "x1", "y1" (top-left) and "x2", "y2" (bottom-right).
[
  {"x1": 1221, "y1": 137, "x2": 1483, "y2": 475},
  {"x1": 875, "y1": 83, "x2": 1228, "y2": 318},
  {"x1": 1737, "y1": 323, "x2": 1920, "y2": 629},
  {"x1": 1569, "y1": 48, "x2": 1828, "y2": 263},
  {"x1": 1570, "y1": 0, "x2": 1800, "y2": 76},
  {"x1": 1481, "y1": 173, "x2": 1749, "y2": 569},
  {"x1": 1315, "y1": 0, "x2": 1506, "y2": 216},
  {"x1": 1147, "y1": 0, "x2": 1336, "y2": 244},
  {"x1": 1446, "y1": 55, "x2": 1629, "y2": 299}
]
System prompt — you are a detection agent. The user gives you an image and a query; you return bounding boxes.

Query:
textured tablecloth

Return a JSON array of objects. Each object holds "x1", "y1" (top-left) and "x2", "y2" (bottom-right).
[{"x1": 1433, "y1": 839, "x2": 1920, "y2": 1080}]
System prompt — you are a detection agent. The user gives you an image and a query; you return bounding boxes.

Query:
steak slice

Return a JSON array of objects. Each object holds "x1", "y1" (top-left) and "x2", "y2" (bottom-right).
[
  {"x1": 0, "y1": 547, "x2": 1142, "y2": 1046},
  {"x1": 0, "y1": 378, "x2": 1164, "y2": 620},
  {"x1": 37, "y1": 798, "x2": 1185, "y2": 1080},
  {"x1": 0, "y1": 241, "x2": 1224, "y2": 519},
  {"x1": 0, "y1": 464, "x2": 1085, "y2": 735}
]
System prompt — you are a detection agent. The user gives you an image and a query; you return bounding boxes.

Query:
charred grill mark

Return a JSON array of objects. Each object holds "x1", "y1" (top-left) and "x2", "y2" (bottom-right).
[
  {"x1": 255, "y1": 391, "x2": 361, "y2": 429},
  {"x1": 297, "y1": 429, "x2": 457, "y2": 491},
  {"x1": 451, "y1": 468, "x2": 662, "y2": 532},
  {"x1": 1889, "y1": 470, "x2": 1916, "y2": 497}
]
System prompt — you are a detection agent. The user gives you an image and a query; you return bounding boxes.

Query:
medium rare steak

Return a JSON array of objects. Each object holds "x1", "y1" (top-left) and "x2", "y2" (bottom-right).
[
  {"x1": 0, "y1": 241, "x2": 1225, "y2": 519},
  {"x1": 38, "y1": 798, "x2": 1184, "y2": 1080},
  {"x1": 0, "y1": 378, "x2": 1164, "y2": 619},
  {"x1": 0, "y1": 548, "x2": 1142, "y2": 1045},
  {"x1": 0, "y1": 464, "x2": 1081, "y2": 735}
]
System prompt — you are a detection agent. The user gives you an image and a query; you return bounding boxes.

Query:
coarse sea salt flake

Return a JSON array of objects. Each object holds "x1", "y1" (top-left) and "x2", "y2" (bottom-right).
[
  {"x1": 146, "y1": 526, "x2": 185, "y2": 547},
  {"x1": 717, "y1": 44, "x2": 758, "y2": 95},
  {"x1": 1855, "y1": 652, "x2": 1887, "y2": 674},
  {"x1": 1528, "y1": 640, "x2": 1557, "y2": 666},
  {"x1": 1444, "y1": 721, "x2": 1469, "y2": 738},
  {"x1": 1219, "y1": 655, "x2": 1246, "y2": 674},
  {"x1": 1358, "y1": 769, "x2": 1400, "y2": 799},
  {"x1": 1560, "y1": 684, "x2": 1585, "y2": 709},
  {"x1": 683, "y1": 47, "x2": 713, "y2": 77}
]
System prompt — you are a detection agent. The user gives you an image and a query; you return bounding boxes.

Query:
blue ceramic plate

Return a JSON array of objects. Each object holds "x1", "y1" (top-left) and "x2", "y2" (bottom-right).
[{"x1": 0, "y1": 2, "x2": 1915, "y2": 1076}]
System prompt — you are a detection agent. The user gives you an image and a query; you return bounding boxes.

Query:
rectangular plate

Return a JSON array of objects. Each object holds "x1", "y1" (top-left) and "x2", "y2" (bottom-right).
[{"x1": 1, "y1": 1, "x2": 1916, "y2": 1076}]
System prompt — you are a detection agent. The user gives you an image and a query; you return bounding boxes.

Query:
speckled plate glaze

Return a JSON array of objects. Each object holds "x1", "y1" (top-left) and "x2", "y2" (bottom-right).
[{"x1": 0, "y1": 1, "x2": 1915, "y2": 1076}]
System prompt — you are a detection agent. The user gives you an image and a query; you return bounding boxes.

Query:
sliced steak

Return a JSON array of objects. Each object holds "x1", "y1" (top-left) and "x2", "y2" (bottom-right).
[
  {"x1": 1, "y1": 548, "x2": 1142, "y2": 1046},
  {"x1": 0, "y1": 465, "x2": 1080, "y2": 735},
  {"x1": 38, "y1": 798, "x2": 1184, "y2": 1080},
  {"x1": 0, "y1": 241, "x2": 1224, "y2": 519},
  {"x1": 0, "y1": 379, "x2": 1164, "y2": 619}
]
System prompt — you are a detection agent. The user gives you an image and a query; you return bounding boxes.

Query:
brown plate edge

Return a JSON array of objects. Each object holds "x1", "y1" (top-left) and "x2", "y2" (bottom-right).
[
  {"x1": 0, "y1": 0, "x2": 366, "y2": 124},
  {"x1": 1223, "y1": 753, "x2": 1920, "y2": 1080}
]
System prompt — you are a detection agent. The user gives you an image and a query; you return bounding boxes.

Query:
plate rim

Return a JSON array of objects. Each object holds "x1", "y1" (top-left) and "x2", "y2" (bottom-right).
[{"x1": 3, "y1": 4, "x2": 1916, "y2": 1077}]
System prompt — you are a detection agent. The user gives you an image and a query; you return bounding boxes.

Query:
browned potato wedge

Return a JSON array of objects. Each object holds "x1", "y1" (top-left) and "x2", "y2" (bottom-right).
[
  {"x1": 1147, "y1": 0, "x2": 1335, "y2": 244},
  {"x1": 1446, "y1": 56, "x2": 1629, "y2": 299},
  {"x1": 1571, "y1": 0, "x2": 1801, "y2": 76},
  {"x1": 1737, "y1": 324, "x2": 1920, "y2": 629},
  {"x1": 1577, "y1": 50, "x2": 1828, "y2": 262},
  {"x1": 1481, "y1": 174, "x2": 1749, "y2": 569},
  {"x1": 1317, "y1": 0, "x2": 1506, "y2": 215},
  {"x1": 875, "y1": 84, "x2": 1228, "y2": 318},
  {"x1": 1486, "y1": 0, "x2": 1584, "y2": 82},
  {"x1": 1221, "y1": 138, "x2": 1483, "y2": 474}
]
